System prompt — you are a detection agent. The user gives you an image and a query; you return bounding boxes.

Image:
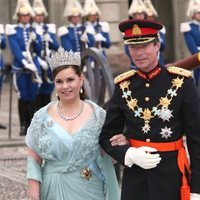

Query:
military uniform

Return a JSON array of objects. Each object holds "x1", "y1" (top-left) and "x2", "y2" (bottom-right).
[
  {"x1": 6, "y1": 21, "x2": 42, "y2": 135},
  {"x1": 0, "y1": 24, "x2": 6, "y2": 92},
  {"x1": 181, "y1": 20, "x2": 200, "y2": 85},
  {"x1": 58, "y1": 23, "x2": 92, "y2": 52},
  {"x1": 0, "y1": 24, "x2": 7, "y2": 129},
  {"x1": 33, "y1": 22, "x2": 59, "y2": 110},
  {"x1": 100, "y1": 65, "x2": 200, "y2": 200},
  {"x1": 87, "y1": 21, "x2": 111, "y2": 56}
]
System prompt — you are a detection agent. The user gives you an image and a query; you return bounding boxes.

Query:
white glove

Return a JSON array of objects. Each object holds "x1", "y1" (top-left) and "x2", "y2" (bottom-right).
[
  {"x1": 80, "y1": 32, "x2": 88, "y2": 42},
  {"x1": 0, "y1": 24, "x2": 4, "y2": 34},
  {"x1": 125, "y1": 146, "x2": 161, "y2": 169},
  {"x1": 43, "y1": 33, "x2": 51, "y2": 42},
  {"x1": 22, "y1": 59, "x2": 37, "y2": 72},
  {"x1": 191, "y1": 193, "x2": 200, "y2": 200},
  {"x1": 38, "y1": 58, "x2": 48, "y2": 70},
  {"x1": 94, "y1": 33, "x2": 106, "y2": 42},
  {"x1": 29, "y1": 31, "x2": 36, "y2": 41}
]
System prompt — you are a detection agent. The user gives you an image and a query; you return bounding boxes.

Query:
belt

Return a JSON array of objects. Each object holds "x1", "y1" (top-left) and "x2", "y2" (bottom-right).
[{"x1": 129, "y1": 138, "x2": 191, "y2": 200}]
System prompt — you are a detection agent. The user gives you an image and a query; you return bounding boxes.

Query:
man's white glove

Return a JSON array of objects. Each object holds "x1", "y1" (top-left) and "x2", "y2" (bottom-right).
[
  {"x1": 43, "y1": 33, "x2": 51, "y2": 42},
  {"x1": 94, "y1": 33, "x2": 106, "y2": 42},
  {"x1": 191, "y1": 193, "x2": 200, "y2": 200},
  {"x1": 38, "y1": 58, "x2": 48, "y2": 70},
  {"x1": 80, "y1": 32, "x2": 88, "y2": 42},
  {"x1": 22, "y1": 59, "x2": 37, "y2": 72},
  {"x1": 29, "y1": 31, "x2": 36, "y2": 41},
  {"x1": 125, "y1": 146, "x2": 161, "y2": 169}
]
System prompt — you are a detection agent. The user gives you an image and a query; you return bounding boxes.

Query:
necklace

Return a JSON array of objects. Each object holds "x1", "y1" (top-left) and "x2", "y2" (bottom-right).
[{"x1": 57, "y1": 101, "x2": 84, "y2": 121}]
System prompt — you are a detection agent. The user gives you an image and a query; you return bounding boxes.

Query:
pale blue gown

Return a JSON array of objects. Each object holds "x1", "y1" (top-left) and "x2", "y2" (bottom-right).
[{"x1": 25, "y1": 100, "x2": 120, "y2": 200}]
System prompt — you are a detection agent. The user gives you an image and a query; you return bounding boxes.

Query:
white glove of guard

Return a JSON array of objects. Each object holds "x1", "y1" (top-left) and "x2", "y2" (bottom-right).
[
  {"x1": 94, "y1": 33, "x2": 106, "y2": 42},
  {"x1": 191, "y1": 193, "x2": 200, "y2": 200},
  {"x1": 22, "y1": 59, "x2": 37, "y2": 72},
  {"x1": 43, "y1": 33, "x2": 51, "y2": 42},
  {"x1": 80, "y1": 32, "x2": 88, "y2": 42},
  {"x1": 125, "y1": 146, "x2": 161, "y2": 169},
  {"x1": 29, "y1": 31, "x2": 36, "y2": 41},
  {"x1": 38, "y1": 58, "x2": 48, "y2": 70}
]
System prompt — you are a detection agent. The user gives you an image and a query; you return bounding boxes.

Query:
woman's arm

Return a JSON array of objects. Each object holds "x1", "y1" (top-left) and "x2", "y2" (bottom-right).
[{"x1": 27, "y1": 148, "x2": 42, "y2": 199}]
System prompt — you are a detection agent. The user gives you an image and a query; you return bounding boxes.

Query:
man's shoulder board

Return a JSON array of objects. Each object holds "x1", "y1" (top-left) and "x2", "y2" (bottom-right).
[
  {"x1": 114, "y1": 70, "x2": 136, "y2": 84},
  {"x1": 167, "y1": 66, "x2": 192, "y2": 77}
]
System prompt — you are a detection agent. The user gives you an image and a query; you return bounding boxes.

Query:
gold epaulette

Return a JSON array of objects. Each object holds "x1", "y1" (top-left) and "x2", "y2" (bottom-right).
[
  {"x1": 167, "y1": 66, "x2": 192, "y2": 78},
  {"x1": 114, "y1": 70, "x2": 136, "y2": 84}
]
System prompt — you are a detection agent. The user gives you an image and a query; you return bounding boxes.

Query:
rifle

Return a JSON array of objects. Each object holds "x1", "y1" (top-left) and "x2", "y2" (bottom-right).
[
  {"x1": 25, "y1": 22, "x2": 42, "y2": 84},
  {"x1": 95, "y1": 17, "x2": 101, "y2": 50},
  {"x1": 167, "y1": 52, "x2": 200, "y2": 70},
  {"x1": 42, "y1": 25, "x2": 53, "y2": 84}
]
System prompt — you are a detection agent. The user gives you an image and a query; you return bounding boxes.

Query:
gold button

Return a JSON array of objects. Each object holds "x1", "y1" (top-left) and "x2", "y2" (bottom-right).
[
  {"x1": 146, "y1": 138, "x2": 150, "y2": 142},
  {"x1": 145, "y1": 83, "x2": 150, "y2": 88},
  {"x1": 145, "y1": 97, "x2": 149, "y2": 101}
]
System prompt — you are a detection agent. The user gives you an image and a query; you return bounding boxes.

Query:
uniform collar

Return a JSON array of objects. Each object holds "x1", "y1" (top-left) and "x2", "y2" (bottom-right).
[
  {"x1": 191, "y1": 19, "x2": 200, "y2": 26},
  {"x1": 137, "y1": 66, "x2": 161, "y2": 80},
  {"x1": 18, "y1": 23, "x2": 30, "y2": 29},
  {"x1": 69, "y1": 23, "x2": 82, "y2": 28}
]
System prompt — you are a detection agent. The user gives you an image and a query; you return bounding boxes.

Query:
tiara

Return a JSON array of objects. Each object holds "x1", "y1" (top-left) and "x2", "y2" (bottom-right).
[{"x1": 48, "y1": 46, "x2": 81, "y2": 70}]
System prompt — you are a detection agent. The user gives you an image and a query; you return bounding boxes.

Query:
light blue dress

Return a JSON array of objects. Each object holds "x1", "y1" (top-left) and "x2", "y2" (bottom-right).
[{"x1": 25, "y1": 100, "x2": 120, "y2": 200}]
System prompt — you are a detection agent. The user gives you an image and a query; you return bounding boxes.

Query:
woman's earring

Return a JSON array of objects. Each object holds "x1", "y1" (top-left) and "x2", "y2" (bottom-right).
[{"x1": 80, "y1": 88, "x2": 83, "y2": 94}]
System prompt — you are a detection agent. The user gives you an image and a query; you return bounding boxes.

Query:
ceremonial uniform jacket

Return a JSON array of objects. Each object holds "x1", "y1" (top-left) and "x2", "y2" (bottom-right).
[
  {"x1": 181, "y1": 20, "x2": 200, "y2": 54},
  {"x1": 0, "y1": 31, "x2": 6, "y2": 69},
  {"x1": 93, "y1": 21, "x2": 111, "y2": 49},
  {"x1": 33, "y1": 22, "x2": 59, "y2": 57},
  {"x1": 99, "y1": 65, "x2": 200, "y2": 200},
  {"x1": 58, "y1": 23, "x2": 93, "y2": 52},
  {"x1": 158, "y1": 26, "x2": 166, "y2": 64},
  {"x1": 6, "y1": 23, "x2": 41, "y2": 72}
]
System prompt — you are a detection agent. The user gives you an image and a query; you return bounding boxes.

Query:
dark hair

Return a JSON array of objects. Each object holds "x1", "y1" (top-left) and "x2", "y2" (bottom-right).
[{"x1": 53, "y1": 65, "x2": 87, "y2": 100}]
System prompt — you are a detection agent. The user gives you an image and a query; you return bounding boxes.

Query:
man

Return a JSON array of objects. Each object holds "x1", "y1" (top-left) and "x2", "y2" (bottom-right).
[
  {"x1": 32, "y1": 0, "x2": 59, "y2": 110},
  {"x1": 125, "y1": 0, "x2": 147, "y2": 69},
  {"x1": 99, "y1": 19, "x2": 200, "y2": 200},
  {"x1": 180, "y1": 0, "x2": 200, "y2": 86},
  {"x1": 6, "y1": 0, "x2": 42, "y2": 136},
  {"x1": 83, "y1": 0, "x2": 111, "y2": 56},
  {"x1": 144, "y1": 0, "x2": 166, "y2": 64},
  {"x1": 0, "y1": 24, "x2": 7, "y2": 129},
  {"x1": 58, "y1": 0, "x2": 88, "y2": 52}
]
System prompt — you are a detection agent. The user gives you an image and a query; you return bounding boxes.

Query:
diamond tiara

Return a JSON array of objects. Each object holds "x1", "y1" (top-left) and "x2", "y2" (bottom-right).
[{"x1": 48, "y1": 46, "x2": 81, "y2": 70}]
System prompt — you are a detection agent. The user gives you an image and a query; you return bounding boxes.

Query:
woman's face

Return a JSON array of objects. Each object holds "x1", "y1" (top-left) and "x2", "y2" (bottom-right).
[{"x1": 54, "y1": 67, "x2": 84, "y2": 102}]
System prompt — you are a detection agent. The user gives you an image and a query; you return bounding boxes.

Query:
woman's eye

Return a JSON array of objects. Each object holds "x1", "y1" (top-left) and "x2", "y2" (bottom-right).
[
  {"x1": 67, "y1": 78, "x2": 75, "y2": 82},
  {"x1": 55, "y1": 80, "x2": 62, "y2": 84}
]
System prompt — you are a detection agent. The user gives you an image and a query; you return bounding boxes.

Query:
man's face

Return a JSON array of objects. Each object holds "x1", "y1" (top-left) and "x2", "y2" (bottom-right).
[
  {"x1": 128, "y1": 42, "x2": 160, "y2": 72},
  {"x1": 87, "y1": 14, "x2": 99, "y2": 23},
  {"x1": 133, "y1": 13, "x2": 146, "y2": 20},
  {"x1": 34, "y1": 14, "x2": 45, "y2": 23},
  {"x1": 193, "y1": 12, "x2": 200, "y2": 22},
  {"x1": 69, "y1": 15, "x2": 81, "y2": 25},
  {"x1": 18, "y1": 14, "x2": 31, "y2": 24}
]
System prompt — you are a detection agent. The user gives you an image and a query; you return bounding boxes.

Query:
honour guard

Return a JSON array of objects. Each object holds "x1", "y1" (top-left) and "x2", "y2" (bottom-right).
[
  {"x1": 6, "y1": 0, "x2": 42, "y2": 136},
  {"x1": 180, "y1": 0, "x2": 200, "y2": 86},
  {"x1": 58, "y1": 0, "x2": 90, "y2": 52},
  {"x1": 32, "y1": 0, "x2": 59, "y2": 110},
  {"x1": 125, "y1": 0, "x2": 147, "y2": 69},
  {"x1": 100, "y1": 19, "x2": 200, "y2": 200},
  {"x1": 83, "y1": 0, "x2": 111, "y2": 56},
  {"x1": 0, "y1": 24, "x2": 7, "y2": 129},
  {"x1": 144, "y1": 0, "x2": 166, "y2": 64}
]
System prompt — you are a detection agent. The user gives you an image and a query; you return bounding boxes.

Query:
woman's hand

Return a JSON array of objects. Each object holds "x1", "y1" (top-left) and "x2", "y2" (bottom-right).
[{"x1": 110, "y1": 134, "x2": 129, "y2": 146}]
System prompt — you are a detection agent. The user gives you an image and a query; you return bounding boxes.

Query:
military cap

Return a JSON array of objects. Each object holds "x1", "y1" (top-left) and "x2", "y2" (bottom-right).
[{"x1": 119, "y1": 19, "x2": 163, "y2": 45}]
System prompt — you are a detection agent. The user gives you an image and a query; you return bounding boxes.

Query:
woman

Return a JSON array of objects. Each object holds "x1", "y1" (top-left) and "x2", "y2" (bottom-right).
[{"x1": 26, "y1": 46, "x2": 125, "y2": 200}]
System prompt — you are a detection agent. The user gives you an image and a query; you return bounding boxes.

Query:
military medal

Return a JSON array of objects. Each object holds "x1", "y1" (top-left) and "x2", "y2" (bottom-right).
[{"x1": 119, "y1": 76, "x2": 184, "y2": 136}]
